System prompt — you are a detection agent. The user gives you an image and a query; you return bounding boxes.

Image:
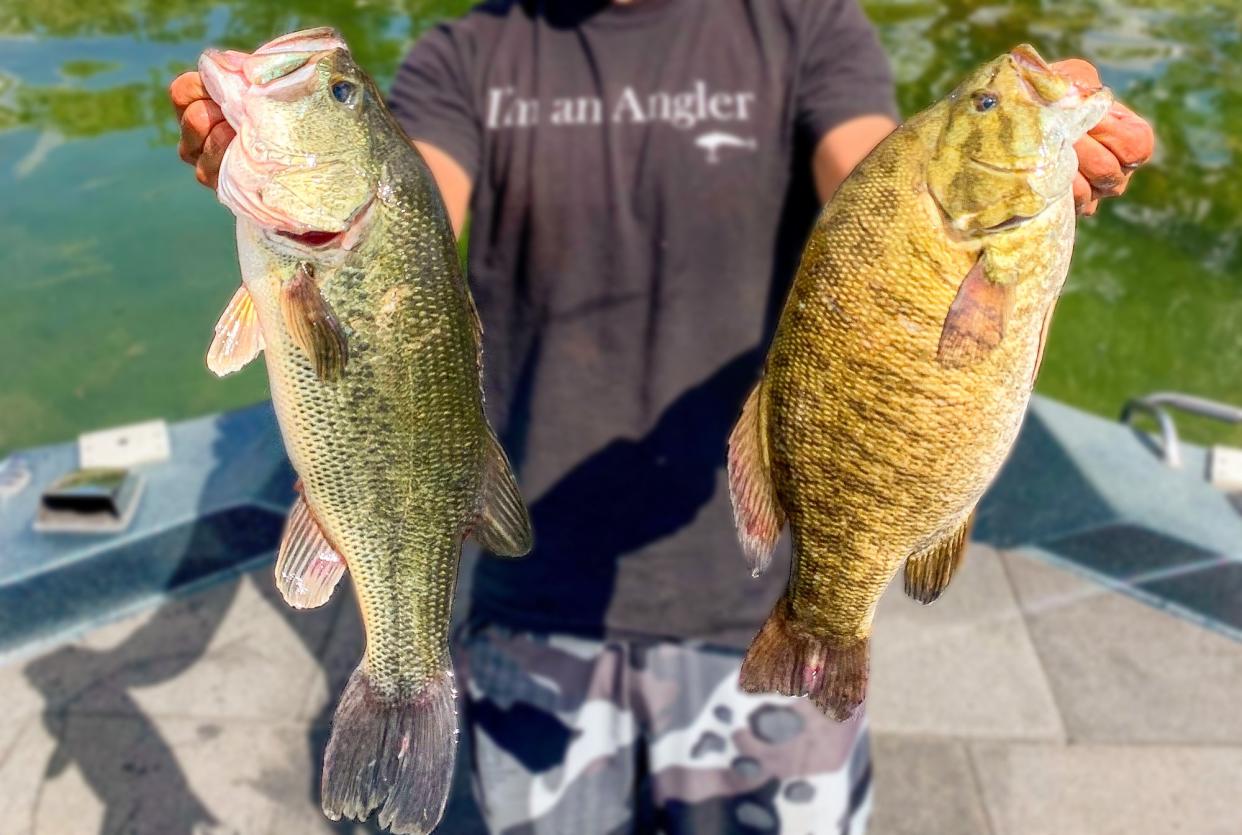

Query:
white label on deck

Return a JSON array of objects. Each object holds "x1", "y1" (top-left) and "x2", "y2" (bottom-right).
[
  {"x1": 1209, "y1": 445, "x2": 1242, "y2": 493},
  {"x1": 79, "y1": 420, "x2": 171, "y2": 469}
]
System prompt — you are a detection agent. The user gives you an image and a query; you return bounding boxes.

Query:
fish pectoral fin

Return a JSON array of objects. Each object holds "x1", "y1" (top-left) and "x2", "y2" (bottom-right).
[
  {"x1": 206, "y1": 284, "x2": 265, "y2": 377},
  {"x1": 471, "y1": 432, "x2": 533, "y2": 557},
  {"x1": 280, "y1": 263, "x2": 349, "y2": 382},
  {"x1": 727, "y1": 380, "x2": 786, "y2": 576},
  {"x1": 1032, "y1": 299, "x2": 1056, "y2": 386},
  {"x1": 275, "y1": 492, "x2": 347, "y2": 609},
  {"x1": 936, "y1": 258, "x2": 1011, "y2": 369},
  {"x1": 902, "y1": 513, "x2": 974, "y2": 604}
]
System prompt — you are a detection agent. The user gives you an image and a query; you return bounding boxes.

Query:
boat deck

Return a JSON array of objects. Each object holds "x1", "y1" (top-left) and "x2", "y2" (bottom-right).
[
  {"x1": 2, "y1": 396, "x2": 1241, "y2": 833},
  {"x1": 3, "y1": 543, "x2": 1240, "y2": 834}
]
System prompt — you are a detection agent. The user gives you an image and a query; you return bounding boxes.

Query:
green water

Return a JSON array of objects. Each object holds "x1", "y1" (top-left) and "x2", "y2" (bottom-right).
[{"x1": 1, "y1": 0, "x2": 1239, "y2": 453}]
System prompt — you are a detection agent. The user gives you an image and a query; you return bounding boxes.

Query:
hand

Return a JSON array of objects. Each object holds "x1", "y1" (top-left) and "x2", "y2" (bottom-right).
[
  {"x1": 169, "y1": 71, "x2": 235, "y2": 189},
  {"x1": 1052, "y1": 59, "x2": 1155, "y2": 216}
]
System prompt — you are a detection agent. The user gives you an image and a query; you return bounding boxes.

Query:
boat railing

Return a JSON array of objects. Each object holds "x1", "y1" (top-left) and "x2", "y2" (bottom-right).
[{"x1": 1120, "y1": 392, "x2": 1242, "y2": 470}]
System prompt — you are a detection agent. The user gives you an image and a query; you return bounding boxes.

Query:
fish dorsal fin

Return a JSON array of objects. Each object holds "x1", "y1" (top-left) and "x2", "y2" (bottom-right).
[
  {"x1": 903, "y1": 513, "x2": 973, "y2": 604},
  {"x1": 936, "y1": 258, "x2": 1012, "y2": 369},
  {"x1": 207, "y1": 284, "x2": 265, "y2": 377},
  {"x1": 727, "y1": 380, "x2": 786, "y2": 576},
  {"x1": 275, "y1": 491, "x2": 347, "y2": 609},
  {"x1": 472, "y1": 433, "x2": 533, "y2": 557},
  {"x1": 280, "y1": 263, "x2": 349, "y2": 382}
]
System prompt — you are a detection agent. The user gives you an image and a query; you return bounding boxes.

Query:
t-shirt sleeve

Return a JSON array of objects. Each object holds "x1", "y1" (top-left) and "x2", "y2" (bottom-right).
[
  {"x1": 794, "y1": 0, "x2": 898, "y2": 145},
  {"x1": 388, "y1": 21, "x2": 481, "y2": 181}
]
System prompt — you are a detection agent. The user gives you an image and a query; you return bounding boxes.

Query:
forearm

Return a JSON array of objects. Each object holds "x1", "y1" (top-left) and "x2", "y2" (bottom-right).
[
  {"x1": 812, "y1": 114, "x2": 899, "y2": 204},
  {"x1": 413, "y1": 140, "x2": 473, "y2": 238}
]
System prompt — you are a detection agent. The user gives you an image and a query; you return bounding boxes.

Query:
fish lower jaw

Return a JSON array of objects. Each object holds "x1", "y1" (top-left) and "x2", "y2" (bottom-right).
[{"x1": 275, "y1": 228, "x2": 346, "y2": 248}]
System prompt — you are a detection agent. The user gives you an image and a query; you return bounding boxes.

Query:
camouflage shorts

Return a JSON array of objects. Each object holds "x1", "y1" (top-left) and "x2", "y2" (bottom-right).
[{"x1": 457, "y1": 625, "x2": 872, "y2": 835}]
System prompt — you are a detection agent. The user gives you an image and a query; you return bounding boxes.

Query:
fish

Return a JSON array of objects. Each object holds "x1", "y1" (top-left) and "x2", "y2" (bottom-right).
[
  {"x1": 726, "y1": 45, "x2": 1114, "y2": 720},
  {"x1": 695, "y1": 130, "x2": 758, "y2": 163},
  {"x1": 196, "y1": 28, "x2": 533, "y2": 835}
]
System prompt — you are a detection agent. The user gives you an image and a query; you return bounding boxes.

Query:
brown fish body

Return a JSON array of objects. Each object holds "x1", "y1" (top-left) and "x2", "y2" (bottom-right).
[
  {"x1": 770, "y1": 118, "x2": 1074, "y2": 642},
  {"x1": 728, "y1": 46, "x2": 1113, "y2": 718}
]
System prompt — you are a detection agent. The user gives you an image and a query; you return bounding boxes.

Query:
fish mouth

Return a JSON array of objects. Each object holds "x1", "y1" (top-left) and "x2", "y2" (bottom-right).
[
  {"x1": 272, "y1": 194, "x2": 377, "y2": 251},
  {"x1": 1009, "y1": 44, "x2": 1077, "y2": 105},
  {"x1": 277, "y1": 229, "x2": 344, "y2": 248},
  {"x1": 1008, "y1": 43, "x2": 1113, "y2": 131}
]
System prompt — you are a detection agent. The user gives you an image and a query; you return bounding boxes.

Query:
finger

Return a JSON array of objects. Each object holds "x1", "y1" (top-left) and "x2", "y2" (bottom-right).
[
  {"x1": 1080, "y1": 199, "x2": 1099, "y2": 217},
  {"x1": 1074, "y1": 134, "x2": 1126, "y2": 197},
  {"x1": 170, "y1": 72, "x2": 209, "y2": 118},
  {"x1": 177, "y1": 99, "x2": 225, "y2": 165},
  {"x1": 1050, "y1": 58, "x2": 1101, "y2": 89},
  {"x1": 196, "y1": 121, "x2": 236, "y2": 182},
  {"x1": 1072, "y1": 171, "x2": 1094, "y2": 213},
  {"x1": 1089, "y1": 103, "x2": 1155, "y2": 170},
  {"x1": 1092, "y1": 168, "x2": 1135, "y2": 202},
  {"x1": 195, "y1": 165, "x2": 218, "y2": 190}
]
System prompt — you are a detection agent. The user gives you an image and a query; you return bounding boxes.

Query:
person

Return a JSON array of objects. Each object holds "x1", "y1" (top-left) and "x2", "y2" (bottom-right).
[{"x1": 171, "y1": 2, "x2": 1153, "y2": 832}]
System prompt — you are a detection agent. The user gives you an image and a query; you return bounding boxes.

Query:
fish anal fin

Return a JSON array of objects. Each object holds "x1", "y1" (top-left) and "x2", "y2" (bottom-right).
[
  {"x1": 727, "y1": 381, "x2": 786, "y2": 576},
  {"x1": 903, "y1": 513, "x2": 974, "y2": 605},
  {"x1": 739, "y1": 598, "x2": 869, "y2": 722},
  {"x1": 937, "y1": 258, "x2": 1011, "y2": 369},
  {"x1": 281, "y1": 263, "x2": 349, "y2": 382},
  {"x1": 207, "y1": 284, "x2": 265, "y2": 377},
  {"x1": 472, "y1": 434, "x2": 533, "y2": 557},
  {"x1": 276, "y1": 492, "x2": 347, "y2": 609}
]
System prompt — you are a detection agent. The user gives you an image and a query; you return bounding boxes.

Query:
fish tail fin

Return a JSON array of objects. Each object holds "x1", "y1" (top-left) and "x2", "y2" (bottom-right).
[
  {"x1": 738, "y1": 597, "x2": 869, "y2": 721},
  {"x1": 472, "y1": 431, "x2": 533, "y2": 557},
  {"x1": 728, "y1": 380, "x2": 785, "y2": 576},
  {"x1": 903, "y1": 513, "x2": 973, "y2": 605},
  {"x1": 321, "y1": 664, "x2": 458, "y2": 835}
]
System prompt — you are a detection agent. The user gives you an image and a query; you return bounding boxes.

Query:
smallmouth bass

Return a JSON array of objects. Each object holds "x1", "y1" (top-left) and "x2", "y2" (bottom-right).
[{"x1": 728, "y1": 46, "x2": 1115, "y2": 719}]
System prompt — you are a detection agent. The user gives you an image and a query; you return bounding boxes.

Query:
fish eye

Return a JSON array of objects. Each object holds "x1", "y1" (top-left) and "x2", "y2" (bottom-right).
[
  {"x1": 331, "y1": 80, "x2": 357, "y2": 105},
  {"x1": 973, "y1": 92, "x2": 999, "y2": 113}
]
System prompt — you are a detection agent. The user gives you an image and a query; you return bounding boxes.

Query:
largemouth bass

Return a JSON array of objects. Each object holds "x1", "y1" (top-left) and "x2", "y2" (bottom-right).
[
  {"x1": 197, "y1": 28, "x2": 532, "y2": 834},
  {"x1": 727, "y1": 46, "x2": 1113, "y2": 720}
]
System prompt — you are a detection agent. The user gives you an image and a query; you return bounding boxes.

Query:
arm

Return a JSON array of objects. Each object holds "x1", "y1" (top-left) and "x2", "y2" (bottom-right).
[
  {"x1": 389, "y1": 22, "x2": 481, "y2": 241},
  {"x1": 413, "y1": 140, "x2": 472, "y2": 239},
  {"x1": 811, "y1": 114, "x2": 897, "y2": 203},
  {"x1": 792, "y1": 0, "x2": 900, "y2": 205}
]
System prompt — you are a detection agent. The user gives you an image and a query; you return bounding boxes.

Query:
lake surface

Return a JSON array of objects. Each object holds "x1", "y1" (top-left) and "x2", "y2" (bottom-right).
[{"x1": 2, "y1": 0, "x2": 1239, "y2": 453}]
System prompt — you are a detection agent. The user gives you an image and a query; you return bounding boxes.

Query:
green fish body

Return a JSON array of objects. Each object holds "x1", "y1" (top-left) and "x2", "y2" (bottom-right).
[{"x1": 199, "y1": 28, "x2": 531, "y2": 835}]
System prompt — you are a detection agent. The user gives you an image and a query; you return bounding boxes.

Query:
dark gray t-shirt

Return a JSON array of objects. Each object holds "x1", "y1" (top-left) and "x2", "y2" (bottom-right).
[{"x1": 389, "y1": 0, "x2": 895, "y2": 648}]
